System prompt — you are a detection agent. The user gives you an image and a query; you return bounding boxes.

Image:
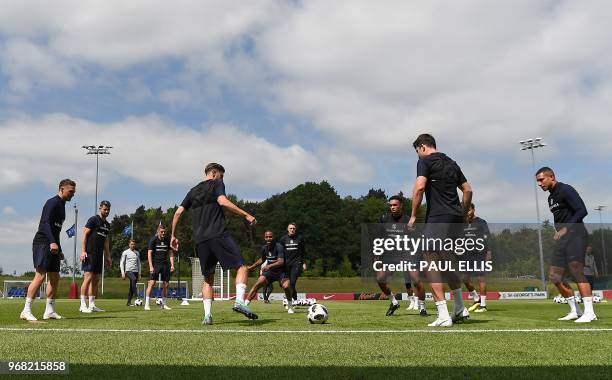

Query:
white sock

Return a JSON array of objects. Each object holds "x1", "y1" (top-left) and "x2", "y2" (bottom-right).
[
  {"x1": 452, "y1": 288, "x2": 465, "y2": 313},
  {"x1": 24, "y1": 297, "x2": 34, "y2": 313},
  {"x1": 89, "y1": 296, "x2": 95, "y2": 307},
  {"x1": 480, "y1": 295, "x2": 487, "y2": 307},
  {"x1": 566, "y1": 296, "x2": 580, "y2": 315},
  {"x1": 203, "y1": 299, "x2": 212, "y2": 317},
  {"x1": 80, "y1": 295, "x2": 87, "y2": 308},
  {"x1": 419, "y1": 300, "x2": 426, "y2": 310},
  {"x1": 145, "y1": 296, "x2": 150, "y2": 306},
  {"x1": 389, "y1": 292, "x2": 398, "y2": 305},
  {"x1": 582, "y1": 297, "x2": 594, "y2": 314},
  {"x1": 236, "y1": 283, "x2": 246, "y2": 303},
  {"x1": 471, "y1": 290, "x2": 479, "y2": 301},
  {"x1": 45, "y1": 298, "x2": 55, "y2": 314},
  {"x1": 162, "y1": 297, "x2": 167, "y2": 306},
  {"x1": 435, "y1": 300, "x2": 450, "y2": 320}
]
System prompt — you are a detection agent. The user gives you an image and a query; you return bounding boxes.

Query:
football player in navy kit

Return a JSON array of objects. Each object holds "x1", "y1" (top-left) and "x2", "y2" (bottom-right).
[
  {"x1": 144, "y1": 224, "x2": 175, "y2": 310},
  {"x1": 20, "y1": 179, "x2": 76, "y2": 321},
  {"x1": 409, "y1": 134, "x2": 473, "y2": 327},
  {"x1": 79, "y1": 200, "x2": 112, "y2": 313},
  {"x1": 462, "y1": 203, "x2": 492, "y2": 313},
  {"x1": 377, "y1": 195, "x2": 428, "y2": 317},
  {"x1": 536, "y1": 167, "x2": 596, "y2": 322},
  {"x1": 245, "y1": 230, "x2": 294, "y2": 313},
  {"x1": 279, "y1": 223, "x2": 306, "y2": 305}
]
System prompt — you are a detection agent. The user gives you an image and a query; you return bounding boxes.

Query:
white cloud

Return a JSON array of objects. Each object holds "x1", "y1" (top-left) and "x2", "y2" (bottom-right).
[{"x1": 0, "y1": 113, "x2": 374, "y2": 194}]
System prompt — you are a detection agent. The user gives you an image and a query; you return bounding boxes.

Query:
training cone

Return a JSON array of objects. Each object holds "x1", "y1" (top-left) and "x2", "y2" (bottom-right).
[{"x1": 181, "y1": 299, "x2": 190, "y2": 306}]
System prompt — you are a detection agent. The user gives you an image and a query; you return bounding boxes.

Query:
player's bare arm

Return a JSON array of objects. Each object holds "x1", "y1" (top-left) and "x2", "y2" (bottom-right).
[
  {"x1": 409, "y1": 176, "x2": 427, "y2": 225},
  {"x1": 170, "y1": 206, "x2": 184, "y2": 250},
  {"x1": 217, "y1": 195, "x2": 256, "y2": 225},
  {"x1": 81, "y1": 227, "x2": 92, "y2": 261},
  {"x1": 460, "y1": 181, "x2": 473, "y2": 222}
]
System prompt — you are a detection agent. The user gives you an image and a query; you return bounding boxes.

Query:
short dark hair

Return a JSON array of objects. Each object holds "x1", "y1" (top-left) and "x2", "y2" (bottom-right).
[
  {"x1": 388, "y1": 195, "x2": 403, "y2": 203},
  {"x1": 58, "y1": 178, "x2": 76, "y2": 189},
  {"x1": 205, "y1": 162, "x2": 225, "y2": 175},
  {"x1": 158, "y1": 224, "x2": 167, "y2": 230},
  {"x1": 129, "y1": 239, "x2": 136, "y2": 244},
  {"x1": 412, "y1": 134, "x2": 436, "y2": 149},
  {"x1": 288, "y1": 222, "x2": 297, "y2": 228},
  {"x1": 535, "y1": 166, "x2": 555, "y2": 177},
  {"x1": 264, "y1": 230, "x2": 274, "y2": 235},
  {"x1": 99, "y1": 200, "x2": 111, "y2": 208}
]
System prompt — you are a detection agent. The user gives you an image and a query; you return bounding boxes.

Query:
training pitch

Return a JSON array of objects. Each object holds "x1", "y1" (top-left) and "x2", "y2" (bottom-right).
[{"x1": 1, "y1": 299, "x2": 611, "y2": 379}]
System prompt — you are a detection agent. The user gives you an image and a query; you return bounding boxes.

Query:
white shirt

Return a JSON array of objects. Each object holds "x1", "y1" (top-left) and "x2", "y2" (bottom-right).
[
  {"x1": 584, "y1": 254, "x2": 597, "y2": 276},
  {"x1": 120, "y1": 249, "x2": 141, "y2": 276}
]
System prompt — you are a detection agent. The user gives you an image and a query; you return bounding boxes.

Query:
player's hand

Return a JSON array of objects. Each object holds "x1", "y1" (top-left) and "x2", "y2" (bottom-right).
[
  {"x1": 554, "y1": 227, "x2": 568, "y2": 241},
  {"x1": 58, "y1": 252, "x2": 65, "y2": 260},
  {"x1": 170, "y1": 265, "x2": 175, "y2": 273},
  {"x1": 50, "y1": 243, "x2": 60, "y2": 254},
  {"x1": 171, "y1": 236, "x2": 180, "y2": 251},
  {"x1": 245, "y1": 214, "x2": 257, "y2": 226},
  {"x1": 485, "y1": 252, "x2": 492, "y2": 262},
  {"x1": 408, "y1": 216, "x2": 417, "y2": 229},
  {"x1": 149, "y1": 266, "x2": 154, "y2": 273},
  {"x1": 80, "y1": 251, "x2": 88, "y2": 262},
  {"x1": 122, "y1": 275, "x2": 126, "y2": 280},
  {"x1": 302, "y1": 263, "x2": 307, "y2": 271},
  {"x1": 106, "y1": 257, "x2": 112, "y2": 268}
]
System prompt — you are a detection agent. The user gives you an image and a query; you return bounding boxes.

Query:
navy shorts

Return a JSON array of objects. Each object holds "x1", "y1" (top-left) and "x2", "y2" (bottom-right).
[
  {"x1": 422, "y1": 215, "x2": 464, "y2": 251},
  {"x1": 551, "y1": 232, "x2": 587, "y2": 268},
  {"x1": 32, "y1": 244, "x2": 61, "y2": 272},
  {"x1": 82, "y1": 252, "x2": 103, "y2": 274},
  {"x1": 196, "y1": 235, "x2": 244, "y2": 277},
  {"x1": 262, "y1": 269, "x2": 287, "y2": 284},
  {"x1": 150, "y1": 263, "x2": 171, "y2": 282}
]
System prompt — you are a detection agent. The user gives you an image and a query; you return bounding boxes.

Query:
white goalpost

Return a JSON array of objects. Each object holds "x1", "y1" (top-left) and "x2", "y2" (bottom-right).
[{"x1": 190, "y1": 258, "x2": 230, "y2": 300}]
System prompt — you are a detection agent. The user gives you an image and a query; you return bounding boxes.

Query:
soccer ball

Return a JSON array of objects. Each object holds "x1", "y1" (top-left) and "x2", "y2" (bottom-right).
[
  {"x1": 307, "y1": 304, "x2": 328, "y2": 324},
  {"x1": 134, "y1": 299, "x2": 143, "y2": 306},
  {"x1": 155, "y1": 298, "x2": 163, "y2": 306},
  {"x1": 593, "y1": 295, "x2": 601, "y2": 303},
  {"x1": 553, "y1": 295, "x2": 565, "y2": 303}
]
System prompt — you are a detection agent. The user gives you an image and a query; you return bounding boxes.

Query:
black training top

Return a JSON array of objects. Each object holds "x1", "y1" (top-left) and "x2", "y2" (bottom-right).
[
  {"x1": 84, "y1": 215, "x2": 110, "y2": 255},
  {"x1": 260, "y1": 242, "x2": 285, "y2": 271},
  {"x1": 380, "y1": 212, "x2": 409, "y2": 237},
  {"x1": 416, "y1": 152, "x2": 467, "y2": 218},
  {"x1": 548, "y1": 182, "x2": 588, "y2": 233},
  {"x1": 148, "y1": 235, "x2": 172, "y2": 266},
  {"x1": 279, "y1": 234, "x2": 305, "y2": 265},
  {"x1": 463, "y1": 216, "x2": 491, "y2": 253},
  {"x1": 33, "y1": 195, "x2": 66, "y2": 247},
  {"x1": 181, "y1": 179, "x2": 227, "y2": 243}
]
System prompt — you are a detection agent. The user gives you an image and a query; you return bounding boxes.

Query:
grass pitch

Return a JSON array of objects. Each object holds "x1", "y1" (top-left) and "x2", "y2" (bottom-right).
[{"x1": 0, "y1": 298, "x2": 610, "y2": 379}]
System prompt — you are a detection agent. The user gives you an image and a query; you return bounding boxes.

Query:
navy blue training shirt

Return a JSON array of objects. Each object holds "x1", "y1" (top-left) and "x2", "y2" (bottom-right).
[
  {"x1": 181, "y1": 179, "x2": 227, "y2": 243},
  {"x1": 463, "y1": 216, "x2": 491, "y2": 253},
  {"x1": 148, "y1": 235, "x2": 172, "y2": 266},
  {"x1": 33, "y1": 195, "x2": 66, "y2": 247},
  {"x1": 85, "y1": 215, "x2": 110, "y2": 255},
  {"x1": 416, "y1": 152, "x2": 467, "y2": 218},
  {"x1": 548, "y1": 182, "x2": 588, "y2": 233},
  {"x1": 261, "y1": 242, "x2": 285, "y2": 271}
]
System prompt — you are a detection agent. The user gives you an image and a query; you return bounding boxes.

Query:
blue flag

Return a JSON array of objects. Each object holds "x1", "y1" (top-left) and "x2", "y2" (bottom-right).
[
  {"x1": 66, "y1": 224, "x2": 76, "y2": 238},
  {"x1": 122, "y1": 224, "x2": 133, "y2": 237}
]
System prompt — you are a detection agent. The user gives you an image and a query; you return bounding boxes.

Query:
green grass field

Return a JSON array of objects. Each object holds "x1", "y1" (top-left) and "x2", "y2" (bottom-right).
[{"x1": 1, "y1": 298, "x2": 610, "y2": 379}]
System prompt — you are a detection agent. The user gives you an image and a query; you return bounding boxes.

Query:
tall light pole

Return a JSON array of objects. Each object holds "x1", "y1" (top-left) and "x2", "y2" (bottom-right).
[
  {"x1": 82, "y1": 145, "x2": 113, "y2": 294},
  {"x1": 595, "y1": 206, "x2": 608, "y2": 274},
  {"x1": 520, "y1": 138, "x2": 547, "y2": 291},
  {"x1": 82, "y1": 145, "x2": 113, "y2": 213}
]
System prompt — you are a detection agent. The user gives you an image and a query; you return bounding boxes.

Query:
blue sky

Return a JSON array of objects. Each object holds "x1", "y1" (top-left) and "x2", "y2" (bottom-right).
[{"x1": 1, "y1": 1, "x2": 611, "y2": 274}]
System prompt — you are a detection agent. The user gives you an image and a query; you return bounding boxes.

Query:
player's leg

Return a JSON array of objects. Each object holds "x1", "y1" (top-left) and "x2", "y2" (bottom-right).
[
  {"x1": 403, "y1": 272, "x2": 417, "y2": 310},
  {"x1": 280, "y1": 278, "x2": 295, "y2": 313},
  {"x1": 474, "y1": 275, "x2": 488, "y2": 312},
  {"x1": 550, "y1": 265, "x2": 580, "y2": 320},
  {"x1": 464, "y1": 273, "x2": 480, "y2": 312},
  {"x1": 263, "y1": 281, "x2": 273, "y2": 303},
  {"x1": 89, "y1": 273, "x2": 104, "y2": 312},
  {"x1": 245, "y1": 276, "x2": 268, "y2": 305},
  {"x1": 161, "y1": 279, "x2": 172, "y2": 310},
  {"x1": 80, "y1": 272, "x2": 93, "y2": 312},
  {"x1": 376, "y1": 271, "x2": 399, "y2": 316},
  {"x1": 568, "y1": 261, "x2": 596, "y2": 322},
  {"x1": 43, "y1": 271, "x2": 62, "y2": 319},
  {"x1": 447, "y1": 270, "x2": 469, "y2": 323},
  {"x1": 289, "y1": 262, "x2": 303, "y2": 301},
  {"x1": 202, "y1": 274, "x2": 215, "y2": 325},
  {"x1": 21, "y1": 267, "x2": 46, "y2": 321},
  {"x1": 145, "y1": 277, "x2": 156, "y2": 310},
  {"x1": 410, "y1": 271, "x2": 428, "y2": 316}
]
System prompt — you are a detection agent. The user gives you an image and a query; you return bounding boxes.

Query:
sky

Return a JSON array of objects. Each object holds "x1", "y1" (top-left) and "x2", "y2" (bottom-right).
[{"x1": 1, "y1": 1, "x2": 611, "y2": 274}]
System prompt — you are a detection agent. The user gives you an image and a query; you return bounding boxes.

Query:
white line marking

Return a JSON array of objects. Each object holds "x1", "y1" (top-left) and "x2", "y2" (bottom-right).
[{"x1": 1, "y1": 327, "x2": 611, "y2": 334}]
